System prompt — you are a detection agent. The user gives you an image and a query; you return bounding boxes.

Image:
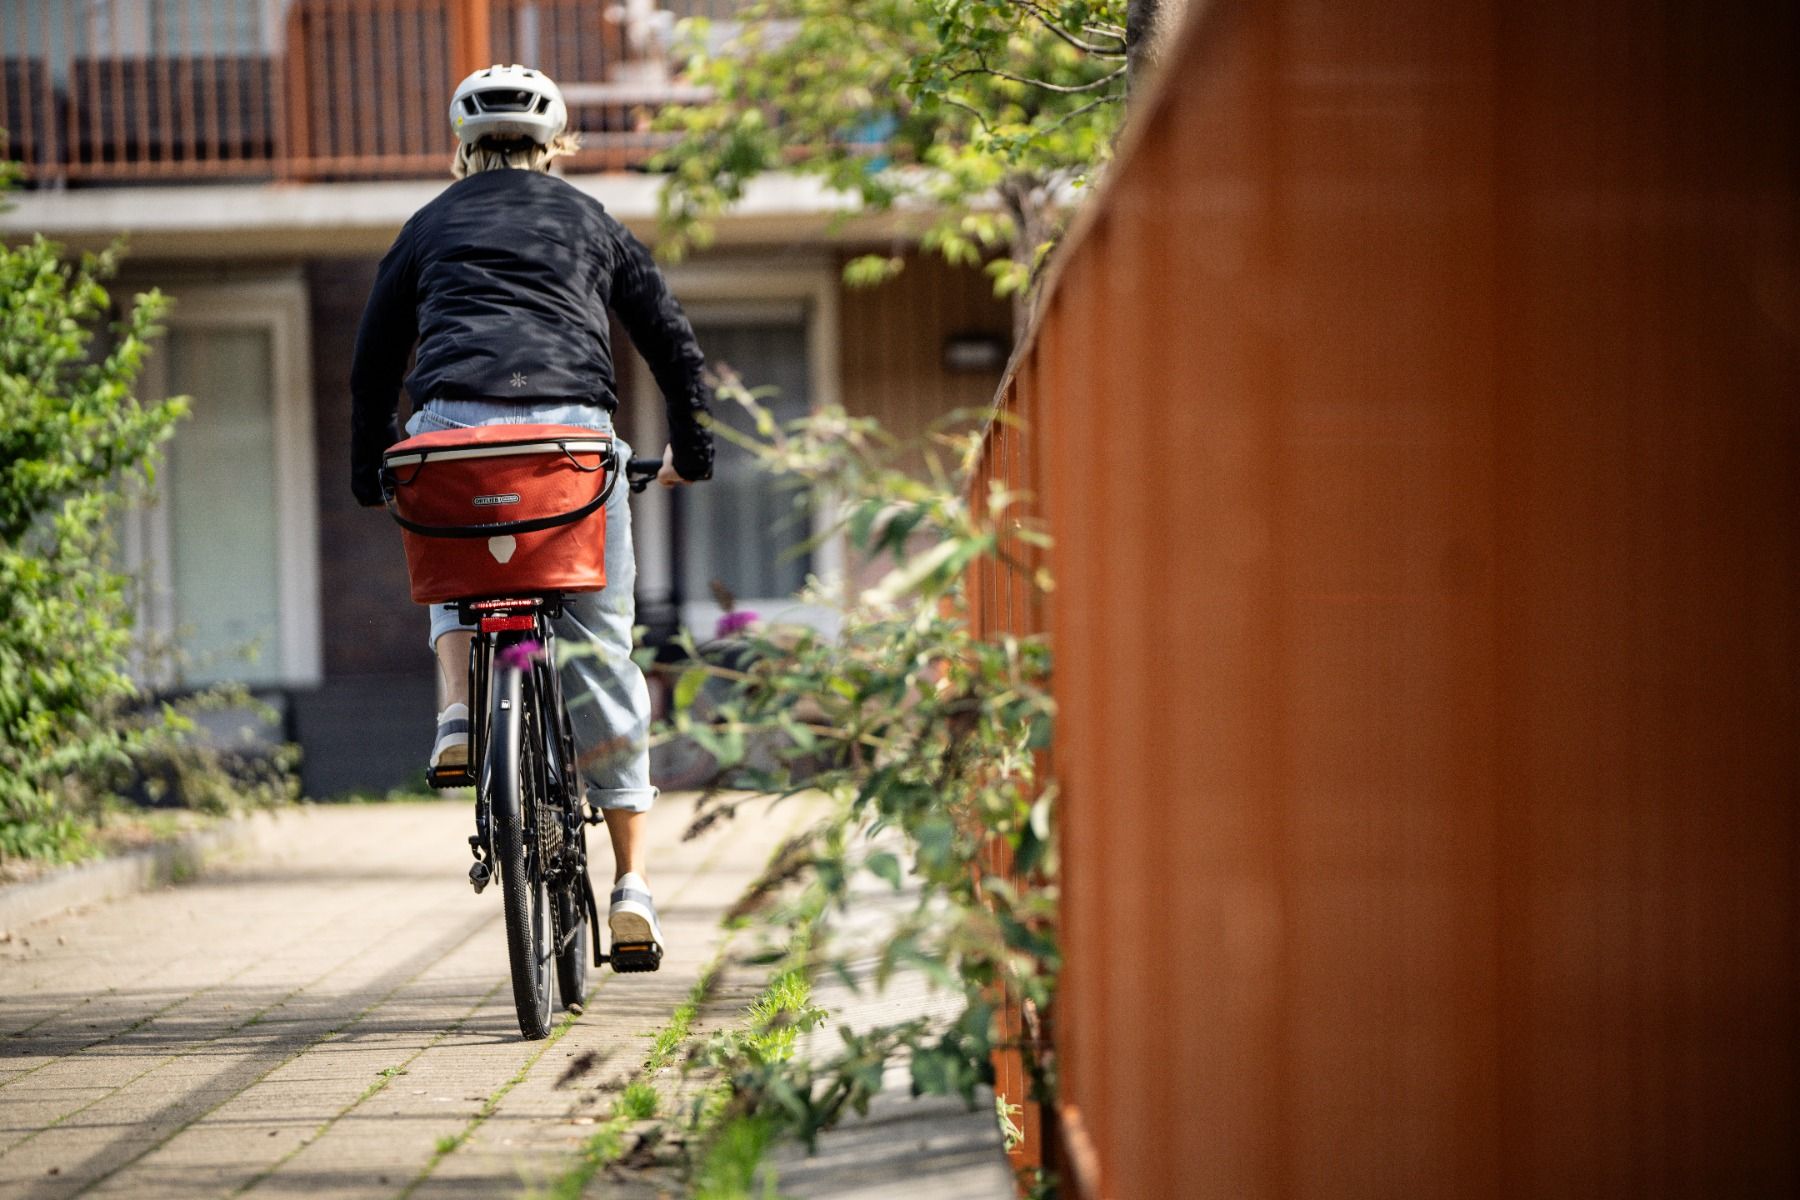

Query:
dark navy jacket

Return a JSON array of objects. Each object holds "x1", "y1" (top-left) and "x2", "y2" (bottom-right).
[{"x1": 349, "y1": 170, "x2": 713, "y2": 503}]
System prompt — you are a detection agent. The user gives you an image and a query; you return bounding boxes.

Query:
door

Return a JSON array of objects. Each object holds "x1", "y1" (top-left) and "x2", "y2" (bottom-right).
[{"x1": 125, "y1": 279, "x2": 320, "y2": 689}]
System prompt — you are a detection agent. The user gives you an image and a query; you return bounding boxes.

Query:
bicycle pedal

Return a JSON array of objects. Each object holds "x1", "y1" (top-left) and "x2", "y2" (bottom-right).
[
  {"x1": 468, "y1": 861, "x2": 492, "y2": 893},
  {"x1": 428, "y1": 765, "x2": 475, "y2": 790},
  {"x1": 608, "y1": 942, "x2": 662, "y2": 973}
]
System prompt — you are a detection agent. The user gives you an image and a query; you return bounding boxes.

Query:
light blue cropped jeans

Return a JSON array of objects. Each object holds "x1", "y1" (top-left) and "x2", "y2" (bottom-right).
[{"x1": 405, "y1": 398, "x2": 656, "y2": 813}]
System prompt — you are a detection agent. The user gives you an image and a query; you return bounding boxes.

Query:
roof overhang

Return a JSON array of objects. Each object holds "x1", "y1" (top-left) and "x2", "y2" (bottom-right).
[{"x1": 0, "y1": 172, "x2": 920, "y2": 259}]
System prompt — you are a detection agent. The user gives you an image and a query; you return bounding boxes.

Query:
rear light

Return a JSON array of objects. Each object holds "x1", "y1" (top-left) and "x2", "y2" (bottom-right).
[
  {"x1": 479, "y1": 615, "x2": 536, "y2": 632},
  {"x1": 472, "y1": 597, "x2": 540, "y2": 611}
]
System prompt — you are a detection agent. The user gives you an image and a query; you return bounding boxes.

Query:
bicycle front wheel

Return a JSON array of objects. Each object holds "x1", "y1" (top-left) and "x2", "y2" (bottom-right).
[{"x1": 486, "y1": 640, "x2": 553, "y2": 1040}]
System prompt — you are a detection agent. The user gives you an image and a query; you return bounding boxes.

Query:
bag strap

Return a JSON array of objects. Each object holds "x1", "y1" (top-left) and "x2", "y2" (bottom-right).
[{"x1": 381, "y1": 445, "x2": 619, "y2": 540}]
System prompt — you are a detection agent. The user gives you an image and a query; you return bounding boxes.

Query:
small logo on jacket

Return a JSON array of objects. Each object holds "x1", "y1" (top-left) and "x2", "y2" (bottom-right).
[
  {"x1": 510, "y1": 372, "x2": 528, "y2": 389},
  {"x1": 473, "y1": 493, "x2": 521, "y2": 507}
]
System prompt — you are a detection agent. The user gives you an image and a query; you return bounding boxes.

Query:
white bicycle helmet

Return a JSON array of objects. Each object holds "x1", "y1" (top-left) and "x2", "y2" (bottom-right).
[{"x1": 450, "y1": 65, "x2": 568, "y2": 146}]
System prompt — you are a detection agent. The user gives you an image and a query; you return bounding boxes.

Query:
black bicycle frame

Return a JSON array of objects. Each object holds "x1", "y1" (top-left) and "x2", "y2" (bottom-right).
[{"x1": 438, "y1": 597, "x2": 605, "y2": 968}]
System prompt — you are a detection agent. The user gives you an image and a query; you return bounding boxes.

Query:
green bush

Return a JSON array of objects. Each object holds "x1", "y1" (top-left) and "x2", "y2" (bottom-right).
[
  {"x1": 0, "y1": 233, "x2": 187, "y2": 860},
  {"x1": 653, "y1": 382, "x2": 1057, "y2": 1183}
]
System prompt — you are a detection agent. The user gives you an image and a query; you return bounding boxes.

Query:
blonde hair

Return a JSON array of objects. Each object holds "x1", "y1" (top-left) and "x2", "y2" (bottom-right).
[{"x1": 452, "y1": 132, "x2": 581, "y2": 179}]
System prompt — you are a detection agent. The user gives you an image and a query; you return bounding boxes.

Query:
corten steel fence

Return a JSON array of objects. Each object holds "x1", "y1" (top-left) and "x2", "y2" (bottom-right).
[
  {"x1": 0, "y1": 0, "x2": 740, "y2": 183},
  {"x1": 972, "y1": 0, "x2": 1798, "y2": 1197},
  {"x1": 967, "y1": 386, "x2": 1050, "y2": 1180}
]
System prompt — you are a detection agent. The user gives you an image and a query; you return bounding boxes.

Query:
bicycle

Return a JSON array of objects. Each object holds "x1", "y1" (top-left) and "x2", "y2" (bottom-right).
[{"x1": 384, "y1": 445, "x2": 666, "y2": 1040}]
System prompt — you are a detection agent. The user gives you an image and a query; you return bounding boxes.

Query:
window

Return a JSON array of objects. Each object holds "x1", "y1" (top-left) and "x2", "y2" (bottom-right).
[
  {"x1": 624, "y1": 267, "x2": 844, "y2": 640},
  {"x1": 148, "y1": 0, "x2": 264, "y2": 55},
  {"x1": 677, "y1": 318, "x2": 813, "y2": 606},
  {"x1": 162, "y1": 327, "x2": 284, "y2": 684},
  {"x1": 124, "y1": 278, "x2": 320, "y2": 689}
]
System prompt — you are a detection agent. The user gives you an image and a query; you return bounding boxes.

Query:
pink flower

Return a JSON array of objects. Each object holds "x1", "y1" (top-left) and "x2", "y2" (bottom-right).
[
  {"x1": 497, "y1": 639, "x2": 545, "y2": 672},
  {"x1": 714, "y1": 610, "x2": 760, "y2": 639}
]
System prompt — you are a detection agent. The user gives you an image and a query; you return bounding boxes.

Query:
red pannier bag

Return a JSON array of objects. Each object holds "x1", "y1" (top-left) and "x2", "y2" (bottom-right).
[{"x1": 380, "y1": 424, "x2": 616, "y2": 604}]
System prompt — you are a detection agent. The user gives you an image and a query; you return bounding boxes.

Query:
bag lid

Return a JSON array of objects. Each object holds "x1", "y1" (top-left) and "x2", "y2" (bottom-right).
[{"x1": 382, "y1": 422, "x2": 613, "y2": 468}]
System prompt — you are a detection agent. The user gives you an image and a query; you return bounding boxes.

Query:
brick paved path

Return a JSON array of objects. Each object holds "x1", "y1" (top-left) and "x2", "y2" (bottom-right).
[{"x1": 0, "y1": 795, "x2": 802, "y2": 1199}]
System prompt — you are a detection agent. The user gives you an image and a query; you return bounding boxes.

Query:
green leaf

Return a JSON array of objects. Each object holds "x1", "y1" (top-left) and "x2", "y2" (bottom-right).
[
  {"x1": 848, "y1": 499, "x2": 880, "y2": 550},
  {"x1": 864, "y1": 851, "x2": 903, "y2": 889},
  {"x1": 674, "y1": 666, "x2": 708, "y2": 712}
]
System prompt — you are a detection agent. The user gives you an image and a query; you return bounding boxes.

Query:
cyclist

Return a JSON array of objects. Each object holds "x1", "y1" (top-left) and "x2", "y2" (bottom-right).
[{"x1": 348, "y1": 64, "x2": 713, "y2": 968}]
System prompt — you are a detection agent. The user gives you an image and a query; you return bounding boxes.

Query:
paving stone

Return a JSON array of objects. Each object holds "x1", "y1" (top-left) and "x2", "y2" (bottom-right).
[
  {"x1": 727, "y1": 855, "x2": 1015, "y2": 1200},
  {"x1": 0, "y1": 794, "x2": 809, "y2": 1200}
]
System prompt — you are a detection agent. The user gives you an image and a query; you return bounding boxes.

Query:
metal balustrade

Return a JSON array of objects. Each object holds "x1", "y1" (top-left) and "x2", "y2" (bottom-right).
[{"x1": 0, "y1": 0, "x2": 740, "y2": 184}]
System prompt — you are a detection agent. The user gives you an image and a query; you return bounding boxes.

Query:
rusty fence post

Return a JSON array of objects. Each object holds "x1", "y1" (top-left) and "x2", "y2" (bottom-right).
[
  {"x1": 279, "y1": 2, "x2": 309, "y2": 180},
  {"x1": 450, "y1": 0, "x2": 493, "y2": 80}
]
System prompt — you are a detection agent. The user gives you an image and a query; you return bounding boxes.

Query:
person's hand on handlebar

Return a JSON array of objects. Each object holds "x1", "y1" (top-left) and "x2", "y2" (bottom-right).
[
  {"x1": 658, "y1": 444, "x2": 691, "y2": 488},
  {"x1": 625, "y1": 446, "x2": 703, "y2": 493}
]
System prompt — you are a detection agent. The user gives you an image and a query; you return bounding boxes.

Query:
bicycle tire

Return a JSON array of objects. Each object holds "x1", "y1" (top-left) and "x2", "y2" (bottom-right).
[
  {"x1": 487, "y1": 642, "x2": 554, "y2": 1039},
  {"x1": 554, "y1": 832, "x2": 588, "y2": 1010},
  {"x1": 539, "y1": 662, "x2": 588, "y2": 1011}
]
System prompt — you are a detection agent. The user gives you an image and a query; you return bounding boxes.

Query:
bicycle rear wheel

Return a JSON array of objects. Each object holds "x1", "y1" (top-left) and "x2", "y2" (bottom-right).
[
  {"x1": 554, "y1": 832, "x2": 588, "y2": 1011},
  {"x1": 538, "y1": 661, "x2": 589, "y2": 1011},
  {"x1": 486, "y1": 639, "x2": 553, "y2": 1039}
]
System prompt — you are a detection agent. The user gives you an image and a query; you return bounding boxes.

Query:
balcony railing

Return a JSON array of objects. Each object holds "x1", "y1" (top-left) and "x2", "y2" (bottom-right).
[{"x1": 0, "y1": 1, "x2": 742, "y2": 185}]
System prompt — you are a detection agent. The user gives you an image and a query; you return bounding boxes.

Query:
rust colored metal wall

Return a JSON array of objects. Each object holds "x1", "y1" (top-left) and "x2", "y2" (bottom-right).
[
  {"x1": 969, "y1": 336, "x2": 1051, "y2": 1179},
  {"x1": 975, "y1": 1, "x2": 1798, "y2": 1195}
]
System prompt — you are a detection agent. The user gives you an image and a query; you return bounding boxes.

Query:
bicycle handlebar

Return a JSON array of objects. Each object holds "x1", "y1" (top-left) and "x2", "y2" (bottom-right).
[{"x1": 625, "y1": 456, "x2": 664, "y2": 493}]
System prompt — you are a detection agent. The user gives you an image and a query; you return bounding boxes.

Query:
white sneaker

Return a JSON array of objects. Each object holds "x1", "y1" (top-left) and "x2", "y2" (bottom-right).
[
  {"x1": 608, "y1": 872, "x2": 664, "y2": 972},
  {"x1": 430, "y1": 703, "x2": 470, "y2": 771}
]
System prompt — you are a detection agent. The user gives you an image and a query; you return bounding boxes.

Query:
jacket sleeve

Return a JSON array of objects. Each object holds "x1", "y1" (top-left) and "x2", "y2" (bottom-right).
[
  {"x1": 348, "y1": 224, "x2": 419, "y2": 506},
  {"x1": 606, "y1": 219, "x2": 714, "y2": 481}
]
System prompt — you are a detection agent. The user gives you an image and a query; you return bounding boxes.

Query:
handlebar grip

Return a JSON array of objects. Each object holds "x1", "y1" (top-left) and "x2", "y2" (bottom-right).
[{"x1": 626, "y1": 456, "x2": 664, "y2": 493}]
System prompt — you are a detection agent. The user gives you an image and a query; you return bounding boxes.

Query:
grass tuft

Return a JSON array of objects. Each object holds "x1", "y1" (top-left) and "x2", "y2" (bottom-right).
[
  {"x1": 620, "y1": 1078, "x2": 661, "y2": 1121},
  {"x1": 691, "y1": 1114, "x2": 778, "y2": 1200}
]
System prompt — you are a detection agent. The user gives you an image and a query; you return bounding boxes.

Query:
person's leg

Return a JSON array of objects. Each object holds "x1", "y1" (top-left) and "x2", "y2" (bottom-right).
[
  {"x1": 428, "y1": 606, "x2": 475, "y2": 769},
  {"x1": 436, "y1": 628, "x2": 473, "y2": 710},
  {"x1": 554, "y1": 444, "x2": 663, "y2": 962},
  {"x1": 553, "y1": 437, "x2": 657, "y2": 872},
  {"x1": 408, "y1": 404, "x2": 480, "y2": 772},
  {"x1": 602, "y1": 808, "x2": 647, "y2": 883}
]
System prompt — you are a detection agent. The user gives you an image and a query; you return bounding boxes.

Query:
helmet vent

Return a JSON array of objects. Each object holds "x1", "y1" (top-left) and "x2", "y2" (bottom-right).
[{"x1": 473, "y1": 88, "x2": 536, "y2": 113}]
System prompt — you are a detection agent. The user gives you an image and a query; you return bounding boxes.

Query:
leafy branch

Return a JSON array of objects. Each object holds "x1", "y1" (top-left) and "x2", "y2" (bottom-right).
[
  {"x1": 1010, "y1": 0, "x2": 1128, "y2": 56},
  {"x1": 950, "y1": 60, "x2": 1128, "y2": 94},
  {"x1": 654, "y1": 0, "x2": 1131, "y2": 325},
  {"x1": 638, "y1": 379, "x2": 1058, "y2": 1186}
]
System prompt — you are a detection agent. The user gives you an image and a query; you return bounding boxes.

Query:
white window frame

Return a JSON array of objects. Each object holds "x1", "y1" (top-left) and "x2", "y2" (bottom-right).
[
  {"x1": 124, "y1": 275, "x2": 321, "y2": 688},
  {"x1": 628, "y1": 260, "x2": 846, "y2": 638}
]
